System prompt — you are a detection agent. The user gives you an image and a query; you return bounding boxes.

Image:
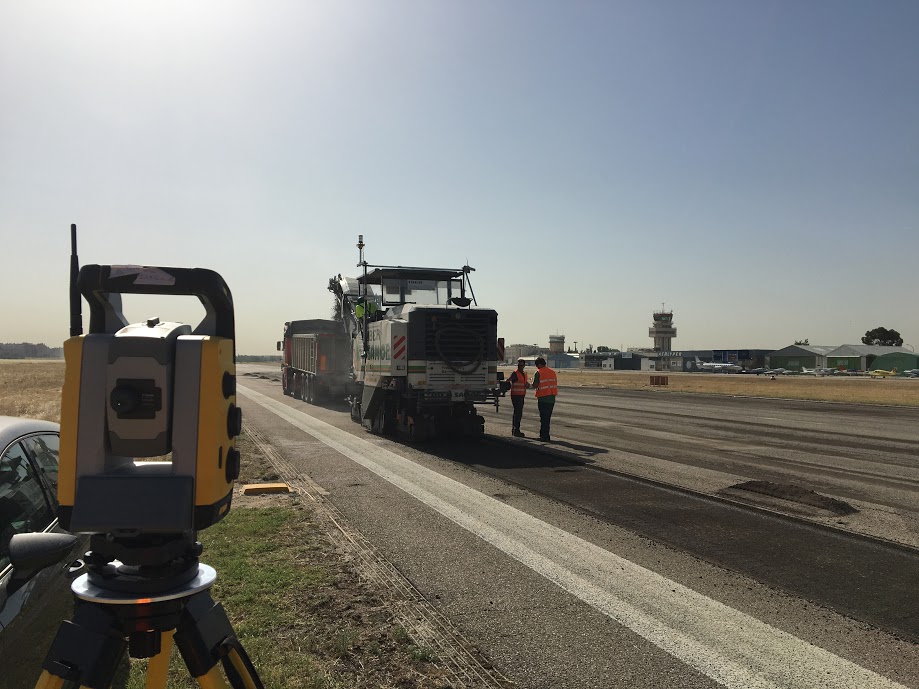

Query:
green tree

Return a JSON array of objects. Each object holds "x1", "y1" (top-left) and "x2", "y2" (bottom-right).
[
  {"x1": 861, "y1": 327, "x2": 903, "y2": 347},
  {"x1": 794, "y1": 339, "x2": 809, "y2": 345}
]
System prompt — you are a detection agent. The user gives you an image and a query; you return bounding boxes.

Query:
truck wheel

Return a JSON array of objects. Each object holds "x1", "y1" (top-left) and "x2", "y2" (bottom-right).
[
  {"x1": 407, "y1": 417, "x2": 427, "y2": 442},
  {"x1": 382, "y1": 404, "x2": 395, "y2": 435},
  {"x1": 282, "y1": 372, "x2": 289, "y2": 396},
  {"x1": 306, "y1": 376, "x2": 315, "y2": 405},
  {"x1": 299, "y1": 374, "x2": 308, "y2": 402},
  {"x1": 369, "y1": 399, "x2": 391, "y2": 435}
]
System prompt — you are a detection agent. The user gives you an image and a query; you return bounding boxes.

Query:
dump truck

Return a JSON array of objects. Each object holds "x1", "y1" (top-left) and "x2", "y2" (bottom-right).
[
  {"x1": 277, "y1": 319, "x2": 354, "y2": 404},
  {"x1": 328, "y1": 236, "x2": 502, "y2": 440}
]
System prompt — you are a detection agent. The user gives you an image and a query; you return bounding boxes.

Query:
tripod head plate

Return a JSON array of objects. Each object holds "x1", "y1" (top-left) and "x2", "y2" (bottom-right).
[{"x1": 72, "y1": 563, "x2": 217, "y2": 605}]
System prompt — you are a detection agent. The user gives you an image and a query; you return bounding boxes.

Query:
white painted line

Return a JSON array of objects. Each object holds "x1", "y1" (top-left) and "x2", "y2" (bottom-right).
[{"x1": 239, "y1": 385, "x2": 907, "y2": 689}]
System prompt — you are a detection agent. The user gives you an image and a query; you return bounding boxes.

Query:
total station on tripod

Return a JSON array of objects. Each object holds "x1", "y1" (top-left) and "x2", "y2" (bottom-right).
[
  {"x1": 7, "y1": 227, "x2": 265, "y2": 689},
  {"x1": 58, "y1": 260, "x2": 243, "y2": 586}
]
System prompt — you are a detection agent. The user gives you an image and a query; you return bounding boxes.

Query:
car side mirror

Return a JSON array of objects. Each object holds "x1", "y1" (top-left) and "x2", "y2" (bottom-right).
[
  {"x1": 8, "y1": 532, "x2": 79, "y2": 592},
  {"x1": 277, "y1": 341, "x2": 282, "y2": 351}
]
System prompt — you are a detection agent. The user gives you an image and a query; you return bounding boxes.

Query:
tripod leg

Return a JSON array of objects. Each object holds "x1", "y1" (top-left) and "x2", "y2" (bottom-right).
[
  {"x1": 193, "y1": 667, "x2": 232, "y2": 689},
  {"x1": 144, "y1": 630, "x2": 175, "y2": 689},
  {"x1": 224, "y1": 645, "x2": 261, "y2": 689},
  {"x1": 34, "y1": 602, "x2": 127, "y2": 689},
  {"x1": 143, "y1": 628, "x2": 235, "y2": 689},
  {"x1": 173, "y1": 590, "x2": 264, "y2": 689},
  {"x1": 34, "y1": 671, "x2": 67, "y2": 689}
]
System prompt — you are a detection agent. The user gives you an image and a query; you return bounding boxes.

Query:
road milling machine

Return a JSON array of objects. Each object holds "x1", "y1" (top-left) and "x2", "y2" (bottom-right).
[{"x1": 328, "y1": 236, "x2": 502, "y2": 440}]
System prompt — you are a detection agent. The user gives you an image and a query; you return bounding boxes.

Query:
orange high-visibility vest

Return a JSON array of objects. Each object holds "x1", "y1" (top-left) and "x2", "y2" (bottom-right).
[
  {"x1": 534, "y1": 367, "x2": 558, "y2": 398},
  {"x1": 509, "y1": 369, "x2": 528, "y2": 396}
]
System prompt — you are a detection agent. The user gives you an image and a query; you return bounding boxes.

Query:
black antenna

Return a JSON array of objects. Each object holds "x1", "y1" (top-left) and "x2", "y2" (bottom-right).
[{"x1": 70, "y1": 223, "x2": 82, "y2": 336}]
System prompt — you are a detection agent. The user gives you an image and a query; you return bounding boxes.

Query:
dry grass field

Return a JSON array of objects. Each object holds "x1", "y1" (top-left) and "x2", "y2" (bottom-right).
[
  {"x1": 2, "y1": 361, "x2": 917, "y2": 420},
  {"x1": 0, "y1": 359, "x2": 66, "y2": 421},
  {"x1": 506, "y1": 367, "x2": 919, "y2": 407}
]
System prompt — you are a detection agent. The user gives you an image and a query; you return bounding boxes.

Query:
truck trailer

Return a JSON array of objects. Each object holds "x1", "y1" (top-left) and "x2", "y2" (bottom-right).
[{"x1": 277, "y1": 319, "x2": 353, "y2": 404}]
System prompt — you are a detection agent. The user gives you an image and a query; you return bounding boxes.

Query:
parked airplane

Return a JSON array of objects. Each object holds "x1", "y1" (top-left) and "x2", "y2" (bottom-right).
[
  {"x1": 695, "y1": 357, "x2": 742, "y2": 373},
  {"x1": 903, "y1": 369, "x2": 919, "y2": 378},
  {"x1": 868, "y1": 368, "x2": 898, "y2": 378}
]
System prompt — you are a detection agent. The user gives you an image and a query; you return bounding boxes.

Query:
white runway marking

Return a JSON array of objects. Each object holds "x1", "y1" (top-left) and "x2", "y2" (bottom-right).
[{"x1": 239, "y1": 385, "x2": 907, "y2": 689}]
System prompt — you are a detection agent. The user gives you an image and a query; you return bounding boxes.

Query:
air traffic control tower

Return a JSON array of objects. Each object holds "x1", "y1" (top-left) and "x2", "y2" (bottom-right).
[
  {"x1": 649, "y1": 309, "x2": 676, "y2": 352},
  {"x1": 549, "y1": 334, "x2": 566, "y2": 354}
]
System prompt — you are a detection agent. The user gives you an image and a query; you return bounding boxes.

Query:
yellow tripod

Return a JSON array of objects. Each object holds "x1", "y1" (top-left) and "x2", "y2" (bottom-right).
[{"x1": 33, "y1": 564, "x2": 263, "y2": 689}]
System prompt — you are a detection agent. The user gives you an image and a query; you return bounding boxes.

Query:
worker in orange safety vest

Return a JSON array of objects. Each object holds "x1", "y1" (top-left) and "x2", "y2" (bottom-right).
[
  {"x1": 532, "y1": 357, "x2": 558, "y2": 441},
  {"x1": 507, "y1": 359, "x2": 530, "y2": 437}
]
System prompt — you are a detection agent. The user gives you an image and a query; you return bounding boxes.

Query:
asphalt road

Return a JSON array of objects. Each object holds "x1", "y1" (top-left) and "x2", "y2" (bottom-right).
[
  {"x1": 480, "y1": 387, "x2": 919, "y2": 547},
  {"x1": 236, "y1": 366, "x2": 919, "y2": 689}
]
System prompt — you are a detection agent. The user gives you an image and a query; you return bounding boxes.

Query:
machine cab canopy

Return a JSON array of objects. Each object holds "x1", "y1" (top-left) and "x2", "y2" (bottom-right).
[{"x1": 357, "y1": 267, "x2": 473, "y2": 307}]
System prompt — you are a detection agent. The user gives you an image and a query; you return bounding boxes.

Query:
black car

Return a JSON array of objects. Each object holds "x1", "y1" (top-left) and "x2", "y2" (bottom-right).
[{"x1": 0, "y1": 416, "x2": 86, "y2": 687}]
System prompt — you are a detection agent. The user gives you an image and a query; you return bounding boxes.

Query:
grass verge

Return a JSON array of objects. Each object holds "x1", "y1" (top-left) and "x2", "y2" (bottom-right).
[{"x1": 124, "y1": 501, "x2": 448, "y2": 688}]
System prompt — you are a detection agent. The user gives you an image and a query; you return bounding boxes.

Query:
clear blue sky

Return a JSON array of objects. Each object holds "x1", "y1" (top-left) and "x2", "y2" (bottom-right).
[{"x1": 2, "y1": 1, "x2": 917, "y2": 354}]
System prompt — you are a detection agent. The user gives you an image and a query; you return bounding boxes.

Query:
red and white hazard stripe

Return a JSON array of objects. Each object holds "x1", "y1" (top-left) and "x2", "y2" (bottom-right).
[{"x1": 393, "y1": 335, "x2": 406, "y2": 360}]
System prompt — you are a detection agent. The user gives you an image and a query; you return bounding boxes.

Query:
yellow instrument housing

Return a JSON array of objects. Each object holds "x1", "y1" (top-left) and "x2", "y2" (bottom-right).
[{"x1": 56, "y1": 332, "x2": 239, "y2": 533}]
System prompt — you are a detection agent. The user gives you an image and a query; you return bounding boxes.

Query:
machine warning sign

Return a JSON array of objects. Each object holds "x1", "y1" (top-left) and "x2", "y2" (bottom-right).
[{"x1": 393, "y1": 335, "x2": 406, "y2": 360}]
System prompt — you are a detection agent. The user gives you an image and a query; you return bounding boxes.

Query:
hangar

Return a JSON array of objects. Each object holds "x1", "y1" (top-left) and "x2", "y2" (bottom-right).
[
  {"x1": 864, "y1": 352, "x2": 919, "y2": 373},
  {"x1": 825, "y1": 345, "x2": 912, "y2": 372},
  {"x1": 766, "y1": 345, "x2": 836, "y2": 371}
]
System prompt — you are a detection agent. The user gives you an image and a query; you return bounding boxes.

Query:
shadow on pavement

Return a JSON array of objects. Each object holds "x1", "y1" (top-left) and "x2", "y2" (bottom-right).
[
  {"x1": 411, "y1": 434, "x2": 607, "y2": 472},
  {"x1": 538, "y1": 438, "x2": 607, "y2": 457}
]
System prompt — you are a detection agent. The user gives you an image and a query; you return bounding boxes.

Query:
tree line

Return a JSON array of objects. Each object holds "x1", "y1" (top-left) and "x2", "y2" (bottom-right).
[
  {"x1": 792, "y1": 328, "x2": 904, "y2": 348},
  {"x1": 0, "y1": 343, "x2": 64, "y2": 359}
]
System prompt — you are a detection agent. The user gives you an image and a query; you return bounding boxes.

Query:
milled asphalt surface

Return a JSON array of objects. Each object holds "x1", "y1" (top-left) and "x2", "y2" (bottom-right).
[
  {"x1": 235, "y1": 367, "x2": 919, "y2": 689},
  {"x1": 480, "y1": 387, "x2": 919, "y2": 546},
  {"x1": 430, "y1": 437, "x2": 919, "y2": 642}
]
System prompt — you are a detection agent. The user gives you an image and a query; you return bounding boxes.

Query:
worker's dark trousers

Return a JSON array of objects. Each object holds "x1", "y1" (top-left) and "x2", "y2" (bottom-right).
[
  {"x1": 511, "y1": 395, "x2": 525, "y2": 431},
  {"x1": 537, "y1": 400, "x2": 555, "y2": 440}
]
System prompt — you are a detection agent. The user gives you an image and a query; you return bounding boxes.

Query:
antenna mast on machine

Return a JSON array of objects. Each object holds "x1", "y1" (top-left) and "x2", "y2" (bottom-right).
[
  {"x1": 357, "y1": 235, "x2": 368, "y2": 358},
  {"x1": 357, "y1": 234, "x2": 366, "y2": 270},
  {"x1": 462, "y1": 264, "x2": 477, "y2": 306}
]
